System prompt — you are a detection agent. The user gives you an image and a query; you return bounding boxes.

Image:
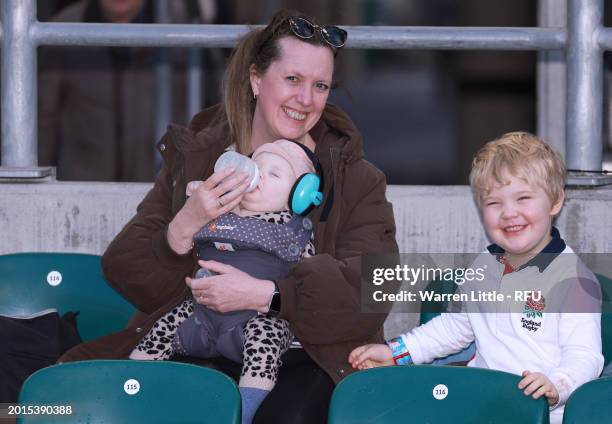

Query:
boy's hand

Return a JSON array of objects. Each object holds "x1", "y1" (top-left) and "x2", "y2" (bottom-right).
[
  {"x1": 349, "y1": 344, "x2": 395, "y2": 370},
  {"x1": 518, "y1": 370, "x2": 559, "y2": 406}
]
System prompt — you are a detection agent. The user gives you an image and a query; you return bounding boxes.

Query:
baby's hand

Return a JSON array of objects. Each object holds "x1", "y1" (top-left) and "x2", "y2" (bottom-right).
[
  {"x1": 518, "y1": 370, "x2": 559, "y2": 406},
  {"x1": 348, "y1": 344, "x2": 395, "y2": 370}
]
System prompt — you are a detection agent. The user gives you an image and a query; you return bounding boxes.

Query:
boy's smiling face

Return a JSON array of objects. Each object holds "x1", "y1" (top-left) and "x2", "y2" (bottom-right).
[{"x1": 481, "y1": 168, "x2": 564, "y2": 267}]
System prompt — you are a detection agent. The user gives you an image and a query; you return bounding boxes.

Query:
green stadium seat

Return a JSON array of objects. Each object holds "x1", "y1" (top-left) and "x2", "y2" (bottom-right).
[
  {"x1": 419, "y1": 276, "x2": 458, "y2": 325},
  {"x1": 562, "y1": 377, "x2": 612, "y2": 424},
  {"x1": 328, "y1": 365, "x2": 549, "y2": 424},
  {"x1": 598, "y1": 274, "x2": 612, "y2": 367},
  {"x1": 0, "y1": 253, "x2": 134, "y2": 341},
  {"x1": 17, "y1": 360, "x2": 240, "y2": 424}
]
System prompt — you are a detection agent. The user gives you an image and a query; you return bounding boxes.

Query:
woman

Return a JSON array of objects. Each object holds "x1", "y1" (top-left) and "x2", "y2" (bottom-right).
[{"x1": 60, "y1": 9, "x2": 398, "y2": 423}]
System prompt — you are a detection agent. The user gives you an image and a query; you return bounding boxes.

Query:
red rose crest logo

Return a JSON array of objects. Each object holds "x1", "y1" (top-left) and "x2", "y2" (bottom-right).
[{"x1": 523, "y1": 292, "x2": 545, "y2": 318}]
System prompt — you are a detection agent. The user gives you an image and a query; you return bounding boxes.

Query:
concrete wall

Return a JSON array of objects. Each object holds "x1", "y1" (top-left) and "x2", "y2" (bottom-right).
[
  {"x1": 4, "y1": 182, "x2": 611, "y2": 255},
  {"x1": 2, "y1": 182, "x2": 611, "y2": 335}
]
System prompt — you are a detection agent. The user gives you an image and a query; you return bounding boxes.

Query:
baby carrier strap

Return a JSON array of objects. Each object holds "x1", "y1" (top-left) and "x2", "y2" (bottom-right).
[{"x1": 193, "y1": 213, "x2": 313, "y2": 262}]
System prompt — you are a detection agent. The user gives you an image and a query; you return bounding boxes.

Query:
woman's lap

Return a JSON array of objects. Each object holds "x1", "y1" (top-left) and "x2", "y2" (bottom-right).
[
  {"x1": 169, "y1": 348, "x2": 335, "y2": 424},
  {"x1": 255, "y1": 348, "x2": 334, "y2": 423}
]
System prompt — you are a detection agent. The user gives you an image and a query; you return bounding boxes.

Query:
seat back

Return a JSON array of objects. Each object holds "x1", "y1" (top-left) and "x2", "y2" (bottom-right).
[
  {"x1": 0, "y1": 253, "x2": 134, "y2": 341},
  {"x1": 420, "y1": 276, "x2": 458, "y2": 325},
  {"x1": 329, "y1": 365, "x2": 549, "y2": 424},
  {"x1": 17, "y1": 360, "x2": 241, "y2": 424},
  {"x1": 598, "y1": 274, "x2": 612, "y2": 366},
  {"x1": 562, "y1": 377, "x2": 612, "y2": 424}
]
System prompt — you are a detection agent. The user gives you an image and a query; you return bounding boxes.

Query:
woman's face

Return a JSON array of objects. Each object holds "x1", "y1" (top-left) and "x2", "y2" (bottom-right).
[{"x1": 250, "y1": 37, "x2": 334, "y2": 145}]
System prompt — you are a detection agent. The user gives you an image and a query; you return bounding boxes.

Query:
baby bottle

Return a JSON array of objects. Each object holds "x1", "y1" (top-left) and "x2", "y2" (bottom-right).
[{"x1": 214, "y1": 151, "x2": 260, "y2": 192}]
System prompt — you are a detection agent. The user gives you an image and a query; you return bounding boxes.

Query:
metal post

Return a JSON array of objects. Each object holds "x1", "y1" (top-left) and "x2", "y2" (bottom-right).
[
  {"x1": 184, "y1": 0, "x2": 204, "y2": 127},
  {"x1": 537, "y1": 0, "x2": 566, "y2": 159},
  {"x1": 0, "y1": 0, "x2": 50, "y2": 178},
  {"x1": 187, "y1": 45, "x2": 203, "y2": 120},
  {"x1": 154, "y1": 0, "x2": 171, "y2": 172},
  {"x1": 598, "y1": 27, "x2": 612, "y2": 172},
  {"x1": 566, "y1": 0, "x2": 612, "y2": 185}
]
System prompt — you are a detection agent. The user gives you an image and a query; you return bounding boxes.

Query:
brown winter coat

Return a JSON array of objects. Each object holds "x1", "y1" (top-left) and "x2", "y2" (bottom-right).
[{"x1": 59, "y1": 103, "x2": 399, "y2": 383}]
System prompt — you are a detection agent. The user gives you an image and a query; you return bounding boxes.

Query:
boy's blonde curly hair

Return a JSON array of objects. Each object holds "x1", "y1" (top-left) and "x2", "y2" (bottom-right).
[{"x1": 469, "y1": 131, "x2": 565, "y2": 209}]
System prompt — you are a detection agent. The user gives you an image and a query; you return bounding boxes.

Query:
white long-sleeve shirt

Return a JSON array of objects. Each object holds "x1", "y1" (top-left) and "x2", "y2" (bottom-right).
[{"x1": 399, "y1": 246, "x2": 603, "y2": 424}]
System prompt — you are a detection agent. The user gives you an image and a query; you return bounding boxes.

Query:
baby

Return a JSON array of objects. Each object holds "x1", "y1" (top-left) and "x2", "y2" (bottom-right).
[{"x1": 131, "y1": 139, "x2": 322, "y2": 424}]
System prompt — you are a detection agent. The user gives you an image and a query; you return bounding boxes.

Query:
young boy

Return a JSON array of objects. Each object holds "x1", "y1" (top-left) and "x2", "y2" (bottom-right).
[{"x1": 349, "y1": 132, "x2": 603, "y2": 424}]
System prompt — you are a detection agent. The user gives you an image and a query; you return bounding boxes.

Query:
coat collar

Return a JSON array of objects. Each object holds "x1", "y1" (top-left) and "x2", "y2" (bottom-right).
[
  {"x1": 180, "y1": 102, "x2": 364, "y2": 163},
  {"x1": 486, "y1": 226, "x2": 566, "y2": 273}
]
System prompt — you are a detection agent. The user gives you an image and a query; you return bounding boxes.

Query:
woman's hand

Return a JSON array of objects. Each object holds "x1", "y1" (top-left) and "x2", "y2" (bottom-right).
[
  {"x1": 167, "y1": 168, "x2": 249, "y2": 254},
  {"x1": 348, "y1": 344, "x2": 395, "y2": 370},
  {"x1": 518, "y1": 371, "x2": 560, "y2": 406},
  {"x1": 187, "y1": 260, "x2": 276, "y2": 313},
  {"x1": 183, "y1": 167, "x2": 249, "y2": 221}
]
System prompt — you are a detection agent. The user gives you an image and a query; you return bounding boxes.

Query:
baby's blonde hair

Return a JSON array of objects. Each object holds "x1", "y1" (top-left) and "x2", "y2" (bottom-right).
[{"x1": 469, "y1": 131, "x2": 565, "y2": 208}]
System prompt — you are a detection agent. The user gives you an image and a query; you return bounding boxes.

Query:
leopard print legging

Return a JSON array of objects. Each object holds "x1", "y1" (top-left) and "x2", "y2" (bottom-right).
[{"x1": 130, "y1": 297, "x2": 294, "y2": 389}]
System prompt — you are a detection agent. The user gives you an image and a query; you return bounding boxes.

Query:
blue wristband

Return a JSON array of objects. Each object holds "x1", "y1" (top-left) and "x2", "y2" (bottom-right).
[{"x1": 387, "y1": 336, "x2": 414, "y2": 366}]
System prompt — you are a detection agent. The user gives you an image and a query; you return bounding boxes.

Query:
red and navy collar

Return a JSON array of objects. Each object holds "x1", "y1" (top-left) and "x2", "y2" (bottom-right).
[{"x1": 486, "y1": 226, "x2": 566, "y2": 273}]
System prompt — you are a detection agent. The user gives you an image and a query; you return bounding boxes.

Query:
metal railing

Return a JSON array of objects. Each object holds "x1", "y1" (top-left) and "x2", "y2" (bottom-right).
[{"x1": 1, "y1": 0, "x2": 611, "y2": 184}]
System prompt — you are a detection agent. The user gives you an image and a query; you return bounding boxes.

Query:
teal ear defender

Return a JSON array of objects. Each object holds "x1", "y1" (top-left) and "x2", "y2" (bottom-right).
[{"x1": 288, "y1": 141, "x2": 324, "y2": 216}]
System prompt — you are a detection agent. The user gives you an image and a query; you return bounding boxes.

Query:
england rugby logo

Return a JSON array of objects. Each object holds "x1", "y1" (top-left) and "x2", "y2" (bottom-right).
[{"x1": 521, "y1": 293, "x2": 545, "y2": 333}]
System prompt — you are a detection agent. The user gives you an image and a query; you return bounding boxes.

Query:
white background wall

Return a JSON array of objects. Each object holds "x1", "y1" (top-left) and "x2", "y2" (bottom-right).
[
  {"x1": 2, "y1": 182, "x2": 611, "y2": 335},
  {"x1": 3, "y1": 182, "x2": 610, "y2": 255}
]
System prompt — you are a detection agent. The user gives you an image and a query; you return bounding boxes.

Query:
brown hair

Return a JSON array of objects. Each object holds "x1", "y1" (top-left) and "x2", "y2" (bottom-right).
[
  {"x1": 469, "y1": 131, "x2": 566, "y2": 209},
  {"x1": 222, "y1": 10, "x2": 340, "y2": 153}
]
